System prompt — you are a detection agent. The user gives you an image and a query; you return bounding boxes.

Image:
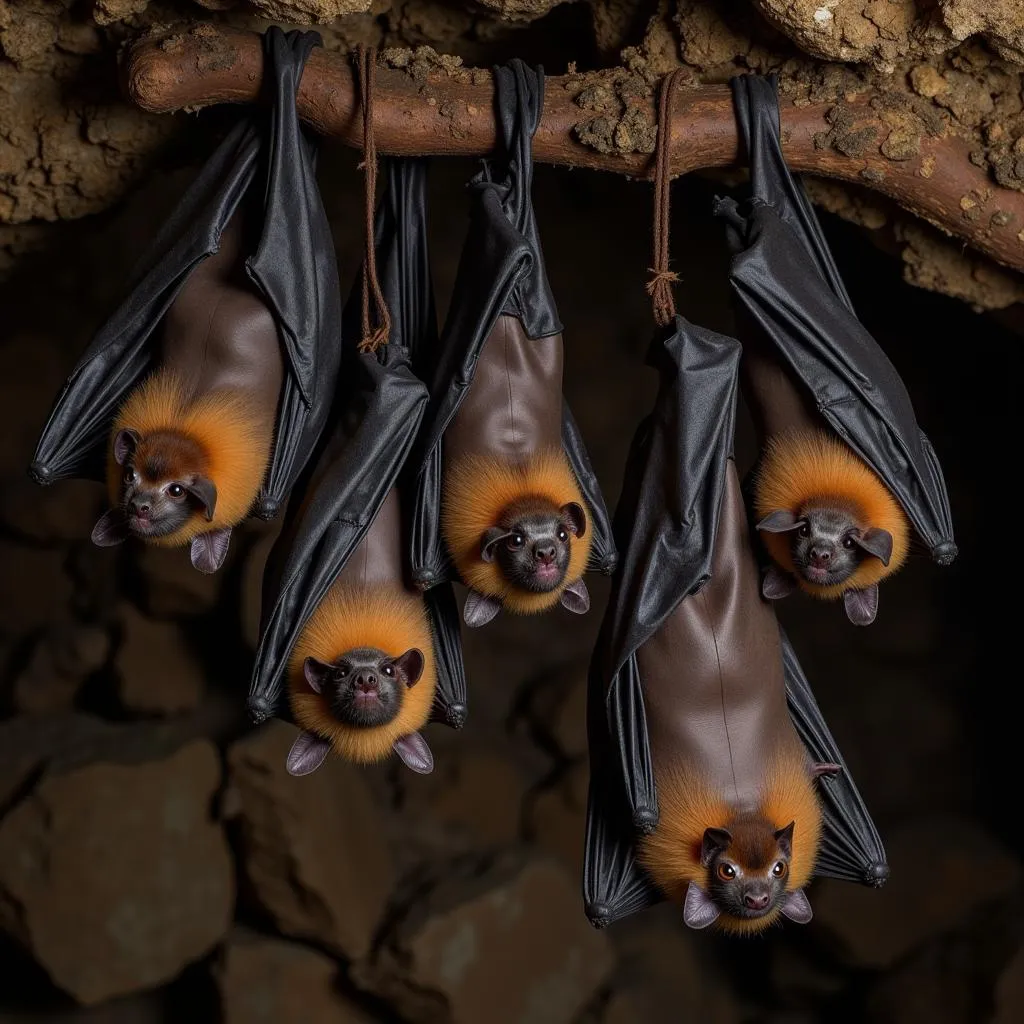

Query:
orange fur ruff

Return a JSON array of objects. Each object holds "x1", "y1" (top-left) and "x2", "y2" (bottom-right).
[
  {"x1": 441, "y1": 449, "x2": 593, "y2": 615},
  {"x1": 754, "y1": 429, "x2": 910, "y2": 599},
  {"x1": 638, "y1": 751, "x2": 822, "y2": 935},
  {"x1": 288, "y1": 584, "x2": 437, "y2": 765},
  {"x1": 107, "y1": 369, "x2": 273, "y2": 547}
]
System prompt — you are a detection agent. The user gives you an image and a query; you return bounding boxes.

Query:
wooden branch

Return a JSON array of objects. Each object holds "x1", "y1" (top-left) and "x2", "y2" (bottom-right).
[{"x1": 125, "y1": 25, "x2": 1024, "y2": 275}]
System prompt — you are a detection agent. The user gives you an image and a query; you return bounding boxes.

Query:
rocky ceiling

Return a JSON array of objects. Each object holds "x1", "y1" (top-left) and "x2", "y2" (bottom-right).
[{"x1": 2, "y1": 0, "x2": 1024, "y2": 310}]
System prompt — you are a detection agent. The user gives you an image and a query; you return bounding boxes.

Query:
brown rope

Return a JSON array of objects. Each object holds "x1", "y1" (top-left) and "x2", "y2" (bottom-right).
[
  {"x1": 355, "y1": 46, "x2": 391, "y2": 353},
  {"x1": 646, "y1": 69, "x2": 686, "y2": 328}
]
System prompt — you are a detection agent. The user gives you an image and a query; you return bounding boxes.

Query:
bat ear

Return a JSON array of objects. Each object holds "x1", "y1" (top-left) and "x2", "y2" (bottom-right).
[
  {"x1": 843, "y1": 584, "x2": 879, "y2": 626},
  {"x1": 113, "y1": 429, "x2": 141, "y2": 466},
  {"x1": 773, "y1": 821, "x2": 795, "y2": 859},
  {"x1": 286, "y1": 731, "x2": 331, "y2": 776},
  {"x1": 91, "y1": 508, "x2": 129, "y2": 547},
  {"x1": 190, "y1": 527, "x2": 232, "y2": 574},
  {"x1": 757, "y1": 510, "x2": 803, "y2": 534},
  {"x1": 463, "y1": 589, "x2": 501, "y2": 628},
  {"x1": 780, "y1": 888, "x2": 813, "y2": 925},
  {"x1": 700, "y1": 826, "x2": 732, "y2": 866},
  {"x1": 480, "y1": 528, "x2": 511, "y2": 563},
  {"x1": 393, "y1": 648, "x2": 425, "y2": 687},
  {"x1": 393, "y1": 732, "x2": 434, "y2": 774},
  {"x1": 303, "y1": 657, "x2": 334, "y2": 694},
  {"x1": 560, "y1": 577, "x2": 590, "y2": 615},
  {"x1": 853, "y1": 527, "x2": 893, "y2": 566},
  {"x1": 559, "y1": 501, "x2": 587, "y2": 538},
  {"x1": 682, "y1": 883, "x2": 721, "y2": 930},
  {"x1": 762, "y1": 565, "x2": 797, "y2": 600},
  {"x1": 185, "y1": 476, "x2": 218, "y2": 522}
]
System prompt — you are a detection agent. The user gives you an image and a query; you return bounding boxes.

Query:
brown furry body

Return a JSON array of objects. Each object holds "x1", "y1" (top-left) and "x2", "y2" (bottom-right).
[
  {"x1": 441, "y1": 313, "x2": 591, "y2": 614},
  {"x1": 636, "y1": 463, "x2": 822, "y2": 934},
  {"x1": 106, "y1": 215, "x2": 283, "y2": 546}
]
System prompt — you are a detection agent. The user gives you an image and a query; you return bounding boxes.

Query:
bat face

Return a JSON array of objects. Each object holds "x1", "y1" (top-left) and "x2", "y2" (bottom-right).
[
  {"x1": 701, "y1": 821, "x2": 794, "y2": 923},
  {"x1": 481, "y1": 498, "x2": 587, "y2": 594},
  {"x1": 115, "y1": 428, "x2": 217, "y2": 539},
  {"x1": 303, "y1": 646, "x2": 425, "y2": 729},
  {"x1": 758, "y1": 505, "x2": 894, "y2": 589}
]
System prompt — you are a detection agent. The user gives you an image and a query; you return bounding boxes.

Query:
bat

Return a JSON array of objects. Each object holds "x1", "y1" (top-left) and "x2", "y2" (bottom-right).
[
  {"x1": 715, "y1": 73, "x2": 955, "y2": 625},
  {"x1": 409, "y1": 60, "x2": 616, "y2": 625},
  {"x1": 31, "y1": 28, "x2": 341, "y2": 569},
  {"x1": 583, "y1": 315, "x2": 887, "y2": 931}
]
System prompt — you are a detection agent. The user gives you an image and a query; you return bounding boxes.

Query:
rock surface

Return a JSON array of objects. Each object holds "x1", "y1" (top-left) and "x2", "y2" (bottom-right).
[
  {"x1": 0, "y1": 738, "x2": 233, "y2": 1005},
  {"x1": 12, "y1": 618, "x2": 111, "y2": 714},
  {"x1": 115, "y1": 603, "x2": 203, "y2": 714},
  {"x1": 366, "y1": 855, "x2": 614, "y2": 1024},
  {"x1": 813, "y1": 816, "x2": 1021, "y2": 968},
  {"x1": 218, "y1": 929, "x2": 374, "y2": 1024},
  {"x1": 226, "y1": 721, "x2": 395, "y2": 961}
]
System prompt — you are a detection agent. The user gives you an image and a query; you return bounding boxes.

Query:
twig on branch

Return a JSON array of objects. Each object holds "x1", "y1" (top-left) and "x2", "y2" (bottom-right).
[{"x1": 124, "y1": 25, "x2": 1024, "y2": 276}]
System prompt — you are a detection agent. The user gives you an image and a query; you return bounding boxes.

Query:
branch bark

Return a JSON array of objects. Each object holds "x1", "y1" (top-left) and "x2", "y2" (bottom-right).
[{"x1": 125, "y1": 26, "x2": 1024, "y2": 276}]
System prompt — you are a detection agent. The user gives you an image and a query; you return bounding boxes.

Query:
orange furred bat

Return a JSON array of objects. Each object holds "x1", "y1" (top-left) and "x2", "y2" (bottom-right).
[
  {"x1": 754, "y1": 429, "x2": 910, "y2": 625},
  {"x1": 442, "y1": 448, "x2": 592, "y2": 617},
  {"x1": 639, "y1": 749, "x2": 822, "y2": 935},
  {"x1": 288, "y1": 584, "x2": 437, "y2": 765}
]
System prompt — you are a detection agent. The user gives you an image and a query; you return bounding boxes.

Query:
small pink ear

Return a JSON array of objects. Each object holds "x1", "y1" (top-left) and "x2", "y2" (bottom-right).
[
  {"x1": 91, "y1": 509, "x2": 128, "y2": 547},
  {"x1": 113, "y1": 429, "x2": 140, "y2": 466},
  {"x1": 393, "y1": 732, "x2": 433, "y2": 774},
  {"x1": 682, "y1": 883, "x2": 720, "y2": 929},
  {"x1": 286, "y1": 732, "x2": 331, "y2": 776},
  {"x1": 780, "y1": 889, "x2": 813, "y2": 925}
]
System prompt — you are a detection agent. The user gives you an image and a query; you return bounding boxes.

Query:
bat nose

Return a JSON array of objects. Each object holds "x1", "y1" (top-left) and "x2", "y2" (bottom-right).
[
  {"x1": 810, "y1": 545, "x2": 832, "y2": 563},
  {"x1": 534, "y1": 544, "x2": 556, "y2": 564},
  {"x1": 743, "y1": 890, "x2": 771, "y2": 910},
  {"x1": 130, "y1": 500, "x2": 150, "y2": 515},
  {"x1": 355, "y1": 672, "x2": 378, "y2": 692}
]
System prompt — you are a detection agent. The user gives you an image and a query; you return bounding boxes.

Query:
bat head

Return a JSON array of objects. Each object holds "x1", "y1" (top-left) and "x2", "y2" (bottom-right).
[
  {"x1": 757, "y1": 505, "x2": 893, "y2": 590},
  {"x1": 94, "y1": 427, "x2": 218, "y2": 544},
  {"x1": 303, "y1": 645, "x2": 424, "y2": 729},
  {"x1": 480, "y1": 497, "x2": 587, "y2": 595},
  {"x1": 684, "y1": 819, "x2": 811, "y2": 929}
]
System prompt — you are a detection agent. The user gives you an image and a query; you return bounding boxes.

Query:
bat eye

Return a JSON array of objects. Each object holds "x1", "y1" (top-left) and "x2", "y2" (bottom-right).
[
  {"x1": 843, "y1": 536, "x2": 856, "y2": 550},
  {"x1": 717, "y1": 863, "x2": 736, "y2": 882},
  {"x1": 337, "y1": 666, "x2": 348, "y2": 678},
  {"x1": 508, "y1": 534, "x2": 525, "y2": 549},
  {"x1": 123, "y1": 469, "x2": 136, "y2": 485},
  {"x1": 798, "y1": 523, "x2": 810, "y2": 538},
  {"x1": 772, "y1": 861, "x2": 788, "y2": 879},
  {"x1": 167, "y1": 484, "x2": 185, "y2": 499},
  {"x1": 383, "y1": 664, "x2": 394, "y2": 677},
  {"x1": 557, "y1": 528, "x2": 568, "y2": 543}
]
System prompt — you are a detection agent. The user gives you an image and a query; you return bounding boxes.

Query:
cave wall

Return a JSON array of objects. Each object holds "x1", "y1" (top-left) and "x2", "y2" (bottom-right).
[{"x1": 1, "y1": 2, "x2": 1022, "y2": 1022}]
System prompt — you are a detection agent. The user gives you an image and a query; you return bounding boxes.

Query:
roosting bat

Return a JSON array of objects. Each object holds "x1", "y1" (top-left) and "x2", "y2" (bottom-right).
[
  {"x1": 410, "y1": 60, "x2": 615, "y2": 627},
  {"x1": 31, "y1": 28, "x2": 342, "y2": 574},
  {"x1": 287, "y1": 489, "x2": 436, "y2": 776},
  {"x1": 91, "y1": 215, "x2": 283, "y2": 573},
  {"x1": 583, "y1": 317, "x2": 887, "y2": 932},
  {"x1": 715, "y1": 74, "x2": 955, "y2": 626}
]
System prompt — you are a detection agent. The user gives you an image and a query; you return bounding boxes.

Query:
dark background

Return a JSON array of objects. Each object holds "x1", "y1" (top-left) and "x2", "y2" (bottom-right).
[{"x1": 0, "y1": 13, "x2": 1020, "y2": 1019}]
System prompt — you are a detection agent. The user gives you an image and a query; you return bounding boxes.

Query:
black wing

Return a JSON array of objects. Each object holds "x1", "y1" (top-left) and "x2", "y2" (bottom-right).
[
  {"x1": 409, "y1": 60, "x2": 615, "y2": 587},
  {"x1": 780, "y1": 628, "x2": 889, "y2": 886},
  {"x1": 714, "y1": 74, "x2": 955, "y2": 564}
]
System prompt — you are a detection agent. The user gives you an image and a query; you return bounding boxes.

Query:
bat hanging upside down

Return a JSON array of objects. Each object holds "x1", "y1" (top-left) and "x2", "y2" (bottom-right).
[
  {"x1": 286, "y1": 489, "x2": 436, "y2": 777},
  {"x1": 441, "y1": 315, "x2": 593, "y2": 627},
  {"x1": 637, "y1": 464, "x2": 838, "y2": 933},
  {"x1": 91, "y1": 215, "x2": 284, "y2": 573}
]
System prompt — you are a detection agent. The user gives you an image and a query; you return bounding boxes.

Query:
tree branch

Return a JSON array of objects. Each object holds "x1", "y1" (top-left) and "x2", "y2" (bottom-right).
[{"x1": 125, "y1": 25, "x2": 1024, "y2": 276}]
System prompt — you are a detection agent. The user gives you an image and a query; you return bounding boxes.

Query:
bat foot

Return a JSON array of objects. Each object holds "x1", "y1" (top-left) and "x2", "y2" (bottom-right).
[
  {"x1": 932, "y1": 541, "x2": 958, "y2": 566},
  {"x1": 585, "y1": 903, "x2": 613, "y2": 929},
  {"x1": 633, "y1": 807, "x2": 659, "y2": 834},
  {"x1": 247, "y1": 696, "x2": 275, "y2": 724},
  {"x1": 28, "y1": 461, "x2": 54, "y2": 485}
]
